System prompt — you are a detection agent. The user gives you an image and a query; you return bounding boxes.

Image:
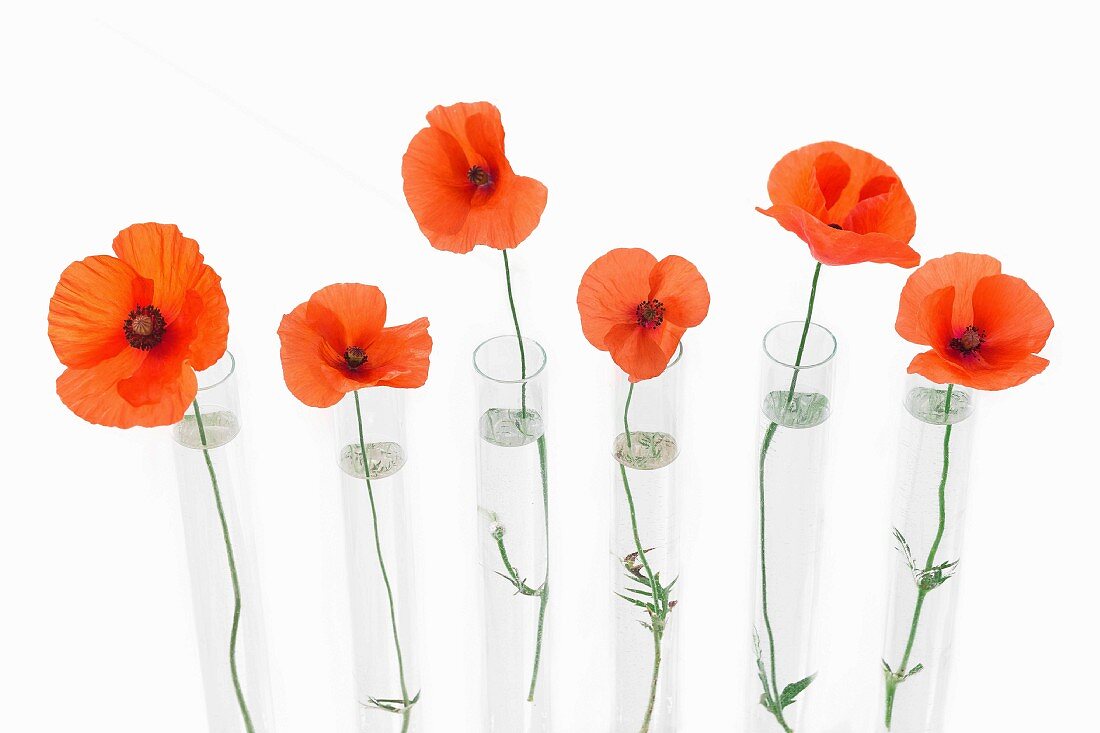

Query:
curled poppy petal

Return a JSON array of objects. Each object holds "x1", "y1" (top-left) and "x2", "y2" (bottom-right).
[
  {"x1": 187, "y1": 263, "x2": 230, "y2": 371},
  {"x1": 278, "y1": 303, "x2": 348, "y2": 408},
  {"x1": 908, "y1": 350, "x2": 1049, "y2": 391},
  {"x1": 577, "y1": 248, "x2": 657, "y2": 349},
  {"x1": 57, "y1": 348, "x2": 197, "y2": 428},
  {"x1": 917, "y1": 286, "x2": 958, "y2": 362},
  {"x1": 897, "y1": 253, "x2": 1001, "y2": 343},
  {"x1": 48, "y1": 255, "x2": 140, "y2": 369},
  {"x1": 402, "y1": 101, "x2": 547, "y2": 253},
  {"x1": 332, "y1": 318, "x2": 433, "y2": 392},
  {"x1": 307, "y1": 283, "x2": 387, "y2": 350},
  {"x1": 605, "y1": 324, "x2": 670, "y2": 383},
  {"x1": 758, "y1": 141, "x2": 918, "y2": 268}
]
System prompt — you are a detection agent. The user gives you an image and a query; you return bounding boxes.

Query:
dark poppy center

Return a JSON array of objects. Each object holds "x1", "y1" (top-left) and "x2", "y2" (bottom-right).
[
  {"x1": 828, "y1": 223, "x2": 843, "y2": 230},
  {"x1": 949, "y1": 325, "x2": 986, "y2": 356},
  {"x1": 635, "y1": 299, "x2": 666, "y2": 329},
  {"x1": 123, "y1": 305, "x2": 166, "y2": 350},
  {"x1": 467, "y1": 165, "x2": 491, "y2": 187},
  {"x1": 344, "y1": 346, "x2": 367, "y2": 370}
]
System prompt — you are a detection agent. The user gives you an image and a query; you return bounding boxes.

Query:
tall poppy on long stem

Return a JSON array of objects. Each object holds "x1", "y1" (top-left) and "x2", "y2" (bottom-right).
[
  {"x1": 279, "y1": 283, "x2": 431, "y2": 733},
  {"x1": 402, "y1": 101, "x2": 552, "y2": 704},
  {"x1": 48, "y1": 223, "x2": 256, "y2": 732},
  {"x1": 578, "y1": 247, "x2": 710, "y2": 733},
  {"x1": 753, "y1": 143, "x2": 920, "y2": 732},
  {"x1": 882, "y1": 253, "x2": 1052, "y2": 727}
]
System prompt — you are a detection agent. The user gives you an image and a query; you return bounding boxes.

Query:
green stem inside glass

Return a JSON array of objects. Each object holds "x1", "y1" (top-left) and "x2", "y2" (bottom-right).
[
  {"x1": 353, "y1": 390, "x2": 413, "y2": 732},
  {"x1": 884, "y1": 383, "x2": 955, "y2": 729},
  {"x1": 756, "y1": 261, "x2": 822, "y2": 733},
  {"x1": 492, "y1": 249, "x2": 550, "y2": 703},
  {"x1": 192, "y1": 398, "x2": 256, "y2": 733}
]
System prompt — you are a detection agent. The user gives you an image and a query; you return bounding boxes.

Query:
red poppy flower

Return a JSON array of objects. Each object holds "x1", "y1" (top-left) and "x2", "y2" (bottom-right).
[
  {"x1": 402, "y1": 101, "x2": 548, "y2": 254},
  {"x1": 896, "y1": 253, "x2": 1053, "y2": 391},
  {"x1": 278, "y1": 283, "x2": 432, "y2": 408},
  {"x1": 577, "y1": 248, "x2": 710, "y2": 382},
  {"x1": 756, "y1": 141, "x2": 919, "y2": 268},
  {"x1": 47, "y1": 223, "x2": 230, "y2": 428}
]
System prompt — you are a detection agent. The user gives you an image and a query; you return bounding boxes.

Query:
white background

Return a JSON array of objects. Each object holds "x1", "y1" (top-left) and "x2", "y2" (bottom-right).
[{"x1": 2, "y1": 2, "x2": 1097, "y2": 731}]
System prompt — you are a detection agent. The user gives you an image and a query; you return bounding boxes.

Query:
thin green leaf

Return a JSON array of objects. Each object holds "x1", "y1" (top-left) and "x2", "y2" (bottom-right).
[{"x1": 779, "y1": 673, "x2": 817, "y2": 708}]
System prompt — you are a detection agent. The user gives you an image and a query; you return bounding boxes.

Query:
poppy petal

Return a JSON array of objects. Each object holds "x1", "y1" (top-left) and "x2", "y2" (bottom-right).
[
  {"x1": 187, "y1": 262, "x2": 230, "y2": 371},
  {"x1": 649, "y1": 255, "x2": 710, "y2": 328},
  {"x1": 906, "y1": 350, "x2": 976, "y2": 387},
  {"x1": 813, "y1": 151, "x2": 851, "y2": 211},
  {"x1": 402, "y1": 127, "x2": 477, "y2": 252},
  {"x1": 759, "y1": 204, "x2": 920, "y2": 267},
  {"x1": 306, "y1": 283, "x2": 387, "y2": 351},
  {"x1": 338, "y1": 318, "x2": 432, "y2": 390},
  {"x1": 605, "y1": 324, "x2": 672, "y2": 382},
  {"x1": 112, "y1": 223, "x2": 205, "y2": 321},
  {"x1": 764, "y1": 146, "x2": 830, "y2": 221},
  {"x1": 908, "y1": 350, "x2": 1049, "y2": 391},
  {"x1": 48, "y1": 255, "x2": 140, "y2": 369},
  {"x1": 841, "y1": 186, "x2": 916, "y2": 246},
  {"x1": 655, "y1": 322, "x2": 687, "y2": 364},
  {"x1": 57, "y1": 348, "x2": 196, "y2": 428},
  {"x1": 896, "y1": 253, "x2": 1002, "y2": 344},
  {"x1": 278, "y1": 303, "x2": 348, "y2": 408},
  {"x1": 971, "y1": 274, "x2": 1054, "y2": 360},
  {"x1": 452, "y1": 174, "x2": 548, "y2": 251},
  {"x1": 577, "y1": 248, "x2": 658, "y2": 350},
  {"x1": 425, "y1": 101, "x2": 503, "y2": 154},
  {"x1": 917, "y1": 286, "x2": 958, "y2": 360}
]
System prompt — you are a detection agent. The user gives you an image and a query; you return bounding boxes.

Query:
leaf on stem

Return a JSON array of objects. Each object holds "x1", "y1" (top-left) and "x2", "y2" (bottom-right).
[{"x1": 779, "y1": 673, "x2": 816, "y2": 709}]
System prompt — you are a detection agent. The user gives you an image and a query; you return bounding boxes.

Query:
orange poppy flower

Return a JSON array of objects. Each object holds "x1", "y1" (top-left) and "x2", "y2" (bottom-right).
[
  {"x1": 896, "y1": 253, "x2": 1053, "y2": 391},
  {"x1": 402, "y1": 101, "x2": 548, "y2": 254},
  {"x1": 47, "y1": 223, "x2": 229, "y2": 429},
  {"x1": 278, "y1": 283, "x2": 432, "y2": 408},
  {"x1": 756, "y1": 141, "x2": 919, "y2": 268},
  {"x1": 577, "y1": 248, "x2": 710, "y2": 382}
]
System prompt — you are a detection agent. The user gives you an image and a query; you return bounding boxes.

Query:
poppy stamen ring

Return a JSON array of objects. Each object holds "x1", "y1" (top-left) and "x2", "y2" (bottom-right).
[
  {"x1": 636, "y1": 299, "x2": 666, "y2": 329},
  {"x1": 950, "y1": 325, "x2": 986, "y2": 357},
  {"x1": 123, "y1": 305, "x2": 167, "y2": 350},
  {"x1": 467, "y1": 165, "x2": 491, "y2": 187},
  {"x1": 344, "y1": 346, "x2": 368, "y2": 370}
]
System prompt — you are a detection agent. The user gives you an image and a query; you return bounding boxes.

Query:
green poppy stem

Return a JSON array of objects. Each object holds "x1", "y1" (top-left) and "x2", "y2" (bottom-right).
[
  {"x1": 756, "y1": 262, "x2": 822, "y2": 733},
  {"x1": 192, "y1": 399, "x2": 255, "y2": 733}
]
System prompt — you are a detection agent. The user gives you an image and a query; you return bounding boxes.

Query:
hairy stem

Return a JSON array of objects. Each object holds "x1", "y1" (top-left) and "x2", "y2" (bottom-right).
[
  {"x1": 528, "y1": 434, "x2": 550, "y2": 702},
  {"x1": 193, "y1": 399, "x2": 255, "y2": 733},
  {"x1": 885, "y1": 383, "x2": 955, "y2": 729},
  {"x1": 620, "y1": 461, "x2": 662, "y2": 733},
  {"x1": 756, "y1": 262, "x2": 821, "y2": 733},
  {"x1": 619, "y1": 379, "x2": 665, "y2": 733}
]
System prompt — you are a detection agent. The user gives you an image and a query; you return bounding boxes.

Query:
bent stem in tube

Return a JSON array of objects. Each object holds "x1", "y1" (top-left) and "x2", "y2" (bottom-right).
[
  {"x1": 353, "y1": 391, "x2": 417, "y2": 732},
  {"x1": 486, "y1": 250, "x2": 550, "y2": 702},
  {"x1": 193, "y1": 399, "x2": 256, "y2": 733},
  {"x1": 755, "y1": 263, "x2": 822, "y2": 732},
  {"x1": 882, "y1": 383, "x2": 959, "y2": 729}
]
